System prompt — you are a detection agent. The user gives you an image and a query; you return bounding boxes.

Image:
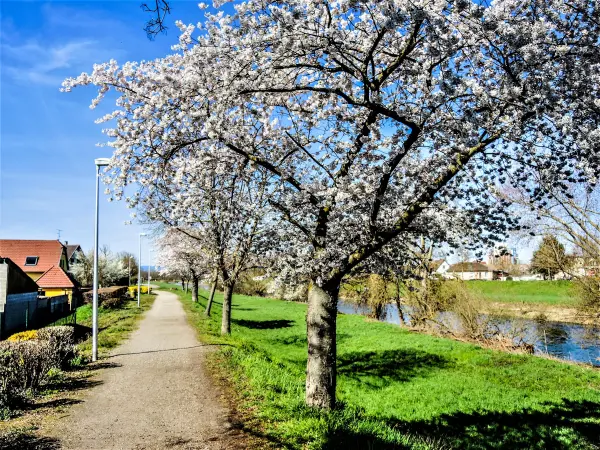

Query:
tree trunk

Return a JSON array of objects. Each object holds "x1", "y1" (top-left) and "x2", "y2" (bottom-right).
[
  {"x1": 181, "y1": 278, "x2": 185, "y2": 291},
  {"x1": 205, "y1": 271, "x2": 218, "y2": 316},
  {"x1": 221, "y1": 282, "x2": 234, "y2": 335},
  {"x1": 305, "y1": 280, "x2": 339, "y2": 409},
  {"x1": 191, "y1": 275, "x2": 199, "y2": 303}
]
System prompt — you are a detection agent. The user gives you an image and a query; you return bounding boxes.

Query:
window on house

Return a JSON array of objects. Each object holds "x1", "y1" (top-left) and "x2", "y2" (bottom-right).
[{"x1": 25, "y1": 256, "x2": 39, "y2": 266}]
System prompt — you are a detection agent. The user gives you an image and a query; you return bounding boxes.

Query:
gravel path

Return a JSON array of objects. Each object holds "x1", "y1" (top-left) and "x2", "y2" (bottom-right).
[{"x1": 52, "y1": 291, "x2": 245, "y2": 450}]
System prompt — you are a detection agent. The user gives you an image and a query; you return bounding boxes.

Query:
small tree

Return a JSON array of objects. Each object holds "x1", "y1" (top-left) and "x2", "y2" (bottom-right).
[
  {"x1": 71, "y1": 247, "x2": 128, "y2": 287},
  {"x1": 155, "y1": 229, "x2": 207, "y2": 302},
  {"x1": 530, "y1": 235, "x2": 569, "y2": 280}
]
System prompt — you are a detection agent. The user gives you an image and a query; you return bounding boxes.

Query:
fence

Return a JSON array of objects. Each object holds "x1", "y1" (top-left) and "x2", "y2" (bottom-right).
[{"x1": 0, "y1": 294, "x2": 72, "y2": 339}]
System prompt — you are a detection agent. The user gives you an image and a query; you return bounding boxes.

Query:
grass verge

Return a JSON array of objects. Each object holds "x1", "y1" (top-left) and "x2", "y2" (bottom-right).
[
  {"x1": 74, "y1": 294, "x2": 155, "y2": 359},
  {"x1": 466, "y1": 280, "x2": 576, "y2": 306},
  {"x1": 0, "y1": 295, "x2": 156, "y2": 446},
  {"x1": 166, "y1": 283, "x2": 600, "y2": 450}
]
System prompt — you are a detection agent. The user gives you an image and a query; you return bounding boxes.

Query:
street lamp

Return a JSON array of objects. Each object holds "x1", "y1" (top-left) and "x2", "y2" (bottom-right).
[
  {"x1": 138, "y1": 233, "x2": 147, "y2": 307},
  {"x1": 92, "y1": 157, "x2": 110, "y2": 362},
  {"x1": 148, "y1": 249, "x2": 152, "y2": 295}
]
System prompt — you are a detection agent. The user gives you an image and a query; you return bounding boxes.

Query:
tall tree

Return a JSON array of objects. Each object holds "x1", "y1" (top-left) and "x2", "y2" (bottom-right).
[
  {"x1": 65, "y1": 0, "x2": 600, "y2": 409},
  {"x1": 530, "y1": 235, "x2": 569, "y2": 280}
]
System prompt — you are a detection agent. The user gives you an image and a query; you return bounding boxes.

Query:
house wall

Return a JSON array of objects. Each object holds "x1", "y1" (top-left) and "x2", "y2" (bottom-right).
[
  {"x1": 26, "y1": 272, "x2": 44, "y2": 281},
  {"x1": 43, "y1": 288, "x2": 73, "y2": 299},
  {"x1": 447, "y1": 271, "x2": 494, "y2": 280},
  {"x1": 436, "y1": 262, "x2": 450, "y2": 274}
]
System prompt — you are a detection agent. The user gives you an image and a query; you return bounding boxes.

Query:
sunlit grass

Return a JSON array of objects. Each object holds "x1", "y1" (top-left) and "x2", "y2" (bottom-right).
[
  {"x1": 466, "y1": 280, "x2": 576, "y2": 306},
  {"x1": 75, "y1": 294, "x2": 155, "y2": 358},
  {"x1": 165, "y1": 282, "x2": 600, "y2": 449}
]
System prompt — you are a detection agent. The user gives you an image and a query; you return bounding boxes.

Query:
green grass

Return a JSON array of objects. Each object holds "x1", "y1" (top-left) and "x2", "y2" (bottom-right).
[
  {"x1": 466, "y1": 280, "x2": 577, "y2": 306},
  {"x1": 74, "y1": 294, "x2": 155, "y2": 358},
  {"x1": 164, "y1": 283, "x2": 600, "y2": 449}
]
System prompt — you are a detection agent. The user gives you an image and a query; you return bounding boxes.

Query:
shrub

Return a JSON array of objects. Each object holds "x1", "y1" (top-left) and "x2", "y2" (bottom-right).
[
  {"x1": 572, "y1": 275, "x2": 600, "y2": 316},
  {"x1": 83, "y1": 286, "x2": 129, "y2": 304},
  {"x1": 37, "y1": 326, "x2": 75, "y2": 368},
  {"x1": 0, "y1": 340, "x2": 56, "y2": 409},
  {"x1": 128, "y1": 285, "x2": 152, "y2": 296},
  {"x1": 235, "y1": 275, "x2": 269, "y2": 297},
  {"x1": 101, "y1": 296, "x2": 125, "y2": 309},
  {"x1": 7, "y1": 330, "x2": 38, "y2": 342}
]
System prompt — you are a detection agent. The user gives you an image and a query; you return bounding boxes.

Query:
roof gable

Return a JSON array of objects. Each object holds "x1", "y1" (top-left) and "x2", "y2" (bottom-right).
[
  {"x1": 66, "y1": 244, "x2": 82, "y2": 260},
  {"x1": 0, "y1": 240, "x2": 66, "y2": 273},
  {"x1": 36, "y1": 265, "x2": 75, "y2": 289}
]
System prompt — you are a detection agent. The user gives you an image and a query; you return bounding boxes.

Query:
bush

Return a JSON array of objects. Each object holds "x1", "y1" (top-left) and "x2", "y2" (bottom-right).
[
  {"x1": 128, "y1": 285, "x2": 152, "y2": 295},
  {"x1": 572, "y1": 276, "x2": 600, "y2": 316},
  {"x1": 83, "y1": 286, "x2": 129, "y2": 304},
  {"x1": 101, "y1": 296, "x2": 126, "y2": 309},
  {"x1": 235, "y1": 276, "x2": 269, "y2": 297},
  {"x1": 0, "y1": 340, "x2": 56, "y2": 409},
  {"x1": 37, "y1": 326, "x2": 75, "y2": 368},
  {"x1": 0, "y1": 326, "x2": 76, "y2": 409},
  {"x1": 7, "y1": 330, "x2": 38, "y2": 342}
]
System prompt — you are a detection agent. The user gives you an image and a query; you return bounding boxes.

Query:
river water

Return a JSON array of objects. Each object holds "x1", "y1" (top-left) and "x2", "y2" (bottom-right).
[{"x1": 338, "y1": 300, "x2": 600, "y2": 367}]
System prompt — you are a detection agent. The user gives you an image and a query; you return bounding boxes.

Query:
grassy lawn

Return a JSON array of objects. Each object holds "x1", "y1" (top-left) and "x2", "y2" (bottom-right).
[
  {"x1": 466, "y1": 280, "x2": 577, "y2": 306},
  {"x1": 166, "y1": 283, "x2": 600, "y2": 450},
  {"x1": 74, "y1": 293, "x2": 155, "y2": 359}
]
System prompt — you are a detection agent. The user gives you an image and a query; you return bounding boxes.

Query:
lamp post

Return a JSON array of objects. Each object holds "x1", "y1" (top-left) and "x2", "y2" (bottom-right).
[
  {"x1": 138, "y1": 233, "x2": 146, "y2": 307},
  {"x1": 148, "y1": 249, "x2": 152, "y2": 294},
  {"x1": 92, "y1": 157, "x2": 110, "y2": 362}
]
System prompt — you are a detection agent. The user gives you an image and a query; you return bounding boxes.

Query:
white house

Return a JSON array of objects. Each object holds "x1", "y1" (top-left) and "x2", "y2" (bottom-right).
[
  {"x1": 430, "y1": 259, "x2": 450, "y2": 275},
  {"x1": 445, "y1": 262, "x2": 495, "y2": 280}
]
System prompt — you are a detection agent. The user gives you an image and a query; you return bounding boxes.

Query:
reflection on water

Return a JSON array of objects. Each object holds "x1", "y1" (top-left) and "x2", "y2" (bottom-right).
[{"x1": 338, "y1": 300, "x2": 600, "y2": 367}]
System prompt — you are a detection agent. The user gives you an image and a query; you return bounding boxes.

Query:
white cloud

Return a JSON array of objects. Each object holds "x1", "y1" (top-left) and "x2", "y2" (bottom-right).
[{"x1": 2, "y1": 39, "x2": 101, "y2": 85}]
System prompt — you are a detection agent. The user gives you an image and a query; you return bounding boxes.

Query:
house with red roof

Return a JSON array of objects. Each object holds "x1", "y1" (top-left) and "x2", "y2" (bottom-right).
[{"x1": 0, "y1": 240, "x2": 77, "y2": 302}]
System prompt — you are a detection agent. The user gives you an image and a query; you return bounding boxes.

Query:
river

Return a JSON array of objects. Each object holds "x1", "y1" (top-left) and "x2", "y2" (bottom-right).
[{"x1": 338, "y1": 300, "x2": 600, "y2": 367}]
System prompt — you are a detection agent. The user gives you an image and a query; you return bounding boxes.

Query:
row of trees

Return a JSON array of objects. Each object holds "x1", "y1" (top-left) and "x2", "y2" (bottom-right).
[
  {"x1": 65, "y1": 0, "x2": 600, "y2": 409},
  {"x1": 70, "y1": 246, "x2": 137, "y2": 288}
]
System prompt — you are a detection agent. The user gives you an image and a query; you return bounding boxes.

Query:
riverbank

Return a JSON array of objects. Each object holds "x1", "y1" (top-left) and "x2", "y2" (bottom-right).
[
  {"x1": 480, "y1": 301, "x2": 597, "y2": 325},
  {"x1": 466, "y1": 280, "x2": 576, "y2": 306},
  {"x1": 172, "y1": 284, "x2": 600, "y2": 450},
  {"x1": 463, "y1": 280, "x2": 597, "y2": 325}
]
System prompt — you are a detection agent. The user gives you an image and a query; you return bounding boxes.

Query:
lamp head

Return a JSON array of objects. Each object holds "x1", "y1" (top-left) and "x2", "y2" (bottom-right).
[
  {"x1": 140, "y1": 233, "x2": 147, "y2": 236},
  {"x1": 94, "y1": 157, "x2": 111, "y2": 167}
]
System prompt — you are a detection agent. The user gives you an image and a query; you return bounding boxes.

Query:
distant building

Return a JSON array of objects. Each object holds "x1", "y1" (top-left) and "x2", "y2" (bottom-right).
[
  {"x1": 0, "y1": 240, "x2": 76, "y2": 302},
  {"x1": 430, "y1": 259, "x2": 450, "y2": 275},
  {"x1": 445, "y1": 261, "x2": 495, "y2": 280},
  {"x1": 65, "y1": 242, "x2": 84, "y2": 267},
  {"x1": 487, "y1": 244, "x2": 518, "y2": 268}
]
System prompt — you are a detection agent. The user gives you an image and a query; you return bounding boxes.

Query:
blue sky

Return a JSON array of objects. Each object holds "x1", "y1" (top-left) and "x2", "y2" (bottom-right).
[{"x1": 0, "y1": 1, "x2": 204, "y2": 264}]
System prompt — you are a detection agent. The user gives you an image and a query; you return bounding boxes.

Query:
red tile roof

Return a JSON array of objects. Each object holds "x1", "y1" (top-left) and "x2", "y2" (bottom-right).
[
  {"x1": 448, "y1": 262, "x2": 491, "y2": 273},
  {"x1": 36, "y1": 265, "x2": 75, "y2": 289},
  {"x1": 0, "y1": 240, "x2": 66, "y2": 273}
]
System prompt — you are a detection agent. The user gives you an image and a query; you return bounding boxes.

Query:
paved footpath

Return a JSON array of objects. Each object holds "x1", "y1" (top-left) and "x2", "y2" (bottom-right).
[{"x1": 51, "y1": 290, "x2": 244, "y2": 450}]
